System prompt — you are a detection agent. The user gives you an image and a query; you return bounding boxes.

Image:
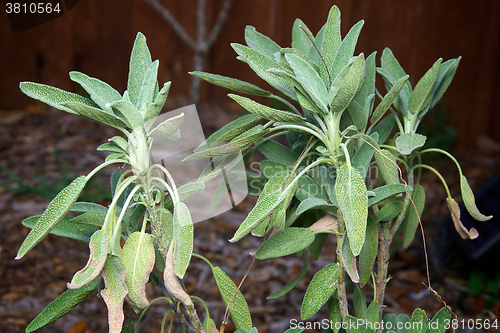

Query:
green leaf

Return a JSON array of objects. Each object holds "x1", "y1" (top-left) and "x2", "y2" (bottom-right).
[
  {"x1": 97, "y1": 142, "x2": 125, "y2": 154},
  {"x1": 292, "y1": 19, "x2": 314, "y2": 55},
  {"x1": 22, "y1": 215, "x2": 98, "y2": 243},
  {"x1": 371, "y1": 116, "x2": 395, "y2": 145},
  {"x1": 110, "y1": 100, "x2": 143, "y2": 130},
  {"x1": 427, "y1": 307, "x2": 451, "y2": 333},
  {"x1": 121, "y1": 232, "x2": 155, "y2": 311},
  {"x1": 320, "y1": 166, "x2": 338, "y2": 206},
  {"x1": 229, "y1": 94, "x2": 305, "y2": 123},
  {"x1": 401, "y1": 185, "x2": 425, "y2": 247},
  {"x1": 330, "y1": 20, "x2": 364, "y2": 78},
  {"x1": 267, "y1": 253, "x2": 308, "y2": 299},
  {"x1": 19, "y1": 82, "x2": 98, "y2": 115},
  {"x1": 25, "y1": 278, "x2": 98, "y2": 332},
  {"x1": 61, "y1": 102, "x2": 128, "y2": 129},
  {"x1": 297, "y1": 197, "x2": 337, "y2": 215},
  {"x1": 320, "y1": 6, "x2": 341, "y2": 85},
  {"x1": 368, "y1": 184, "x2": 410, "y2": 206},
  {"x1": 329, "y1": 54, "x2": 366, "y2": 113},
  {"x1": 100, "y1": 255, "x2": 127, "y2": 333},
  {"x1": 355, "y1": 51, "x2": 377, "y2": 111},
  {"x1": 430, "y1": 57, "x2": 461, "y2": 109},
  {"x1": 144, "y1": 82, "x2": 171, "y2": 124},
  {"x1": 16, "y1": 175, "x2": 87, "y2": 259},
  {"x1": 148, "y1": 112, "x2": 184, "y2": 140},
  {"x1": 70, "y1": 202, "x2": 108, "y2": 213},
  {"x1": 173, "y1": 202, "x2": 194, "y2": 278},
  {"x1": 328, "y1": 294, "x2": 342, "y2": 333},
  {"x1": 69, "y1": 212, "x2": 106, "y2": 227},
  {"x1": 286, "y1": 53, "x2": 329, "y2": 113},
  {"x1": 380, "y1": 48, "x2": 411, "y2": 91},
  {"x1": 353, "y1": 285, "x2": 367, "y2": 319},
  {"x1": 340, "y1": 234, "x2": 360, "y2": 283},
  {"x1": 335, "y1": 164, "x2": 368, "y2": 256},
  {"x1": 371, "y1": 75, "x2": 409, "y2": 125},
  {"x1": 136, "y1": 60, "x2": 159, "y2": 112},
  {"x1": 377, "y1": 201, "x2": 403, "y2": 221},
  {"x1": 460, "y1": 175, "x2": 492, "y2": 221},
  {"x1": 232, "y1": 43, "x2": 295, "y2": 99},
  {"x1": 212, "y1": 266, "x2": 253, "y2": 331},
  {"x1": 109, "y1": 136, "x2": 128, "y2": 151},
  {"x1": 359, "y1": 217, "x2": 378, "y2": 284},
  {"x1": 375, "y1": 149, "x2": 400, "y2": 185},
  {"x1": 256, "y1": 228, "x2": 315, "y2": 259},
  {"x1": 379, "y1": 48, "x2": 411, "y2": 116},
  {"x1": 383, "y1": 313, "x2": 410, "y2": 333},
  {"x1": 346, "y1": 100, "x2": 367, "y2": 133},
  {"x1": 245, "y1": 26, "x2": 281, "y2": 60},
  {"x1": 366, "y1": 301, "x2": 380, "y2": 328},
  {"x1": 409, "y1": 58, "x2": 442, "y2": 114},
  {"x1": 67, "y1": 229, "x2": 108, "y2": 289},
  {"x1": 284, "y1": 328, "x2": 305, "y2": 333},
  {"x1": 69, "y1": 71, "x2": 122, "y2": 112},
  {"x1": 190, "y1": 72, "x2": 271, "y2": 97},
  {"x1": 351, "y1": 132, "x2": 378, "y2": 179},
  {"x1": 301, "y1": 263, "x2": 338, "y2": 320},
  {"x1": 407, "y1": 308, "x2": 428, "y2": 333},
  {"x1": 278, "y1": 48, "x2": 319, "y2": 74},
  {"x1": 395, "y1": 133, "x2": 426, "y2": 155},
  {"x1": 178, "y1": 181, "x2": 205, "y2": 202},
  {"x1": 128, "y1": 32, "x2": 153, "y2": 107},
  {"x1": 258, "y1": 140, "x2": 299, "y2": 164}
]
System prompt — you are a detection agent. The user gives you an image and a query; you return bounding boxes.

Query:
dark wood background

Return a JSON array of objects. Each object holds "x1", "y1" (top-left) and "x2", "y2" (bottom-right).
[{"x1": 1, "y1": 0, "x2": 499, "y2": 147}]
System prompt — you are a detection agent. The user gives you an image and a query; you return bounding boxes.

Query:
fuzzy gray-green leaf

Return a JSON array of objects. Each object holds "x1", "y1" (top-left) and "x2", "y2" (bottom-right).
[
  {"x1": 297, "y1": 197, "x2": 337, "y2": 215},
  {"x1": 25, "y1": 278, "x2": 98, "y2": 332},
  {"x1": 408, "y1": 308, "x2": 428, "y2": 333},
  {"x1": 190, "y1": 72, "x2": 271, "y2": 97},
  {"x1": 258, "y1": 140, "x2": 300, "y2": 164},
  {"x1": 110, "y1": 100, "x2": 143, "y2": 130},
  {"x1": 351, "y1": 132, "x2": 378, "y2": 179},
  {"x1": 229, "y1": 94, "x2": 305, "y2": 123},
  {"x1": 401, "y1": 185, "x2": 425, "y2": 247},
  {"x1": 359, "y1": 217, "x2": 378, "y2": 284},
  {"x1": 245, "y1": 25, "x2": 281, "y2": 60},
  {"x1": 128, "y1": 32, "x2": 153, "y2": 107},
  {"x1": 149, "y1": 112, "x2": 184, "y2": 140},
  {"x1": 368, "y1": 184, "x2": 410, "y2": 206},
  {"x1": 377, "y1": 201, "x2": 403, "y2": 222},
  {"x1": 292, "y1": 19, "x2": 314, "y2": 55},
  {"x1": 329, "y1": 54, "x2": 366, "y2": 113},
  {"x1": 353, "y1": 285, "x2": 367, "y2": 319},
  {"x1": 69, "y1": 71, "x2": 122, "y2": 112},
  {"x1": 136, "y1": 60, "x2": 159, "y2": 111},
  {"x1": 67, "y1": 229, "x2": 108, "y2": 289},
  {"x1": 395, "y1": 133, "x2": 426, "y2": 155},
  {"x1": 212, "y1": 266, "x2": 253, "y2": 331},
  {"x1": 375, "y1": 149, "x2": 400, "y2": 185},
  {"x1": 320, "y1": 6, "x2": 341, "y2": 85},
  {"x1": 371, "y1": 75, "x2": 409, "y2": 125},
  {"x1": 340, "y1": 234, "x2": 360, "y2": 283},
  {"x1": 61, "y1": 102, "x2": 128, "y2": 129},
  {"x1": 301, "y1": 263, "x2": 338, "y2": 320},
  {"x1": 121, "y1": 232, "x2": 155, "y2": 311},
  {"x1": 256, "y1": 228, "x2": 315, "y2": 259},
  {"x1": 19, "y1": 82, "x2": 98, "y2": 115},
  {"x1": 328, "y1": 294, "x2": 342, "y2": 333},
  {"x1": 427, "y1": 307, "x2": 451, "y2": 333},
  {"x1": 69, "y1": 212, "x2": 106, "y2": 227},
  {"x1": 144, "y1": 82, "x2": 171, "y2": 124},
  {"x1": 330, "y1": 20, "x2": 364, "y2": 78},
  {"x1": 430, "y1": 57, "x2": 461, "y2": 109},
  {"x1": 335, "y1": 164, "x2": 368, "y2": 256},
  {"x1": 16, "y1": 175, "x2": 87, "y2": 259},
  {"x1": 460, "y1": 175, "x2": 492, "y2": 221},
  {"x1": 22, "y1": 215, "x2": 98, "y2": 243},
  {"x1": 173, "y1": 202, "x2": 193, "y2": 278},
  {"x1": 409, "y1": 58, "x2": 442, "y2": 115}
]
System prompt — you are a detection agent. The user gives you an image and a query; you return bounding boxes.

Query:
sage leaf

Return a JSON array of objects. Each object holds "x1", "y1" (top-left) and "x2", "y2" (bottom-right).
[
  {"x1": 320, "y1": 166, "x2": 338, "y2": 206},
  {"x1": 136, "y1": 60, "x2": 159, "y2": 111},
  {"x1": 395, "y1": 133, "x2": 426, "y2": 155},
  {"x1": 409, "y1": 58, "x2": 442, "y2": 115},
  {"x1": 232, "y1": 43, "x2": 296, "y2": 99},
  {"x1": 97, "y1": 142, "x2": 125, "y2": 154},
  {"x1": 267, "y1": 253, "x2": 308, "y2": 299},
  {"x1": 229, "y1": 94, "x2": 305, "y2": 123},
  {"x1": 128, "y1": 32, "x2": 153, "y2": 107},
  {"x1": 284, "y1": 328, "x2": 305, "y2": 333},
  {"x1": 301, "y1": 263, "x2": 338, "y2": 320},
  {"x1": 355, "y1": 51, "x2": 377, "y2": 111},
  {"x1": 371, "y1": 75, "x2": 409, "y2": 125},
  {"x1": 430, "y1": 57, "x2": 461, "y2": 109},
  {"x1": 291, "y1": 19, "x2": 314, "y2": 56},
  {"x1": 173, "y1": 202, "x2": 194, "y2": 278},
  {"x1": 191, "y1": 71, "x2": 271, "y2": 97},
  {"x1": 101, "y1": 255, "x2": 127, "y2": 333},
  {"x1": 16, "y1": 175, "x2": 87, "y2": 259},
  {"x1": 408, "y1": 308, "x2": 428, "y2": 333},
  {"x1": 359, "y1": 217, "x2": 378, "y2": 284},
  {"x1": 372, "y1": 116, "x2": 395, "y2": 145},
  {"x1": 366, "y1": 301, "x2": 380, "y2": 327},
  {"x1": 427, "y1": 306, "x2": 451, "y2": 333},
  {"x1": 164, "y1": 243, "x2": 193, "y2": 306},
  {"x1": 258, "y1": 140, "x2": 300, "y2": 164},
  {"x1": 297, "y1": 197, "x2": 337, "y2": 215},
  {"x1": 447, "y1": 197, "x2": 479, "y2": 240},
  {"x1": 110, "y1": 100, "x2": 143, "y2": 130},
  {"x1": 286, "y1": 53, "x2": 329, "y2": 113},
  {"x1": 245, "y1": 26, "x2": 281, "y2": 60},
  {"x1": 19, "y1": 82, "x2": 98, "y2": 115},
  {"x1": 70, "y1": 202, "x2": 108, "y2": 213},
  {"x1": 351, "y1": 132, "x2": 378, "y2": 179},
  {"x1": 69, "y1": 212, "x2": 106, "y2": 227},
  {"x1": 335, "y1": 164, "x2": 368, "y2": 256},
  {"x1": 68, "y1": 229, "x2": 108, "y2": 289},
  {"x1": 149, "y1": 112, "x2": 184, "y2": 140},
  {"x1": 69, "y1": 71, "x2": 122, "y2": 112},
  {"x1": 460, "y1": 175, "x2": 492, "y2": 221},
  {"x1": 61, "y1": 102, "x2": 128, "y2": 129},
  {"x1": 121, "y1": 232, "x2": 155, "y2": 312},
  {"x1": 22, "y1": 215, "x2": 98, "y2": 243},
  {"x1": 368, "y1": 184, "x2": 410, "y2": 206},
  {"x1": 320, "y1": 5, "x2": 341, "y2": 85},
  {"x1": 402, "y1": 185, "x2": 425, "y2": 248},
  {"x1": 330, "y1": 20, "x2": 365, "y2": 78},
  {"x1": 144, "y1": 82, "x2": 171, "y2": 124},
  {"x1": 256, "y1": 228, "x2": 315, "y2": 259},
  {"x1": 377, "y1": 201, "x2": 404, "y2": 222},
  {"x1": 375, "y1": 149, "x2": 400, "y2": 185},
  {"x1": 109, "y1": 136, "x2": 128, "y2": 151},
  {"x1": 25, "y1": 279, "x2": 98, "y2": 332},
  {"x1": 212, "y1": 266, "x2": 253, "y2": 331},
  {"x1": 383, "y1": 313, "x2": 410, "y2": 333},
  {"x1": 353, "y1": 285, "x2": 367, "y2": 319},
  {"x1": 329, "y1": 54, "x2": 366, "y2": 113},
  {"x1": 380, "y1": 48, "x2": 412, "y2": 116},
  {"x1": 328, "y1": 294, "x2": 342, "y2": 333},
  {"x1": 340, "y1": 234, "x2": 360, "y2": 283}
]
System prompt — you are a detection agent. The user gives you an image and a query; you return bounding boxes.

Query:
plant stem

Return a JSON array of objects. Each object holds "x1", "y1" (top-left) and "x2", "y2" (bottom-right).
[
  {"x1": 375, "y1": 220, "x2": 390, "y2": 329},
  {"x1": 335, "y1": 214, "x2": 349, "y2": 318}
]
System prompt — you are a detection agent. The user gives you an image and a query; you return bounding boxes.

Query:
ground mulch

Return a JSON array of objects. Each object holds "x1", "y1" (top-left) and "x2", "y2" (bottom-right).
[{"x1": 0, "y1": 102, "x2": 498, "y2": 333}]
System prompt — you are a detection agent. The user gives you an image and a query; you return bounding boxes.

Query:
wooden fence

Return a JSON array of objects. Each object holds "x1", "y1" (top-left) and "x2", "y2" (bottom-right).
[{"x1": 1, "y1": 0, "x2": 499, "y2": 146}]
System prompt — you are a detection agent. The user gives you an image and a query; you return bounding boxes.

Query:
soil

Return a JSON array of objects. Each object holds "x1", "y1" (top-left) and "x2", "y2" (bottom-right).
[{"x1": 0, "y1": 102, "x2": 499, "y2": 333}]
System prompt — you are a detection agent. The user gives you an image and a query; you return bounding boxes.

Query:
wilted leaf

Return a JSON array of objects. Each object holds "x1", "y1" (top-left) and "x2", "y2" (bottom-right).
[
  {"x1": 301, "y1": 263, "x2": 338, "y2": 320},
  {"x1": 16, "y1": 175, "x2": 87, "y2": 259},
  {"x1": 460, "y1": 175, "x2": 492, "y2": 221},
  {"x1": 101, "y1": 255, "x2": 128, "y2": 333},
  {"x1": 447, "y1": 197, "x2": 479, "y2": 240},
  {"x1": 340, "y1": 235, "x2": 360, "y2": 283}
]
